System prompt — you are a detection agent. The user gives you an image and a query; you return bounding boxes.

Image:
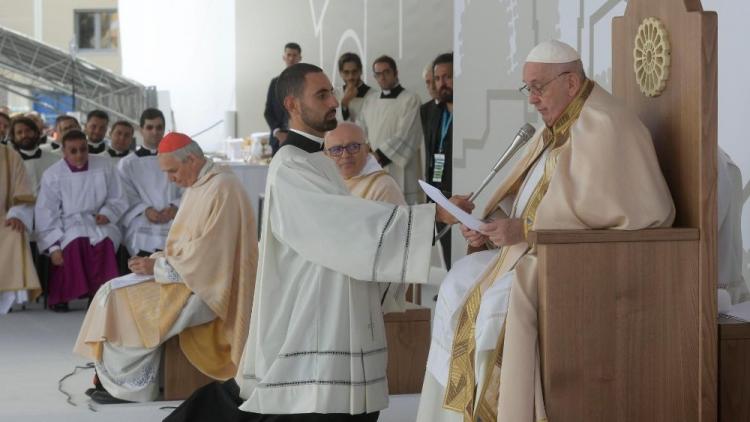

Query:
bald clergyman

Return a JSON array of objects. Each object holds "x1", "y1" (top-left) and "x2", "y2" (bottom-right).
[
  {"x1": 74, "y1": 132, "x2": 258, "y2": 404},
  {"x1": 416, "y1": 40, "x2": 675, "y2": 422}
]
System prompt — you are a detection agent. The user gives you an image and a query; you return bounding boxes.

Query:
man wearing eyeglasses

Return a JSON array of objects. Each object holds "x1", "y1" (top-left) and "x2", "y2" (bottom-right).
[
  {"x1": 358, "y1": 55, "x2": 424, "y2": 204},
  {"x1": 324, "y1": 121, "x2": 405, "y2": 206},
  {"x1": 417, "y1": 40, "x2": 675, "y2": 422},
  {"x1": 160, "y1": 63, "x2": 473, "y2": 422},
  {"x1": 324, "y1": 122, "x2": 411, "y2": 315}
]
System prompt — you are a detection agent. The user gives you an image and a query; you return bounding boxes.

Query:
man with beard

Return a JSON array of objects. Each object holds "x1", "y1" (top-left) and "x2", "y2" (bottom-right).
[
  {"x1": 336, "y1": 52, "x2": 373, "y2": 123},
  {"x1": 420, "y1": 61, "x2": 439, "y2": 139},
  {"x1": 165, "y1": 63, "x2": 472, "y2": 421},
  {"x1": 423, "y1": 53, "x2": 454, "y2": 266},
  {"x1": 8, "y1": 117, "x2": 59, "y2": 194},
  {"x1": 84, "y1": 109, "x2": 110, "y2": 155},
  {"x1": 0, "y1": 111, "x2": 11, "y2": 144},
  {"x1": 8, "y1": 117, "x2": 60, "y2": 298},
  {"x1": 233, "y1": 62, "x2": 473, "y2": 421}
]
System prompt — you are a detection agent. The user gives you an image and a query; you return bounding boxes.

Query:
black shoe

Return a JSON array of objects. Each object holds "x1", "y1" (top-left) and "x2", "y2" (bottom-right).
[
  {"x1": 90, "y1": 389, "x2": 131, "y2": 404},
  {"x1": 85, "y1": 382, "x2": 104, "y2": 397},
  {"x1": 50, "y1": 303, "x2": 69, "y2": 313}
]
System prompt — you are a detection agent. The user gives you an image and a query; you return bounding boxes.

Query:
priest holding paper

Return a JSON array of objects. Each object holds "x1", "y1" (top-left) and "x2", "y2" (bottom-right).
[
  {"x1": 74, "y1": 132, "x2": 258, "y2": 404},
  {"x1": 416, "y1": 40, "x2": 675, "y2": 422},
  {"x1": 216, "y1": 63, "x2": 471, "y2": 422}
]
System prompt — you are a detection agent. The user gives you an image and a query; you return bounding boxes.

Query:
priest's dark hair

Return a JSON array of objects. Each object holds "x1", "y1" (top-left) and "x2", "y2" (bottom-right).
[
  {"x1": 139, "y1": 108, "x2": 165, "y2": 127},
  {"x1": 0, "y1": 111, "x2": 9, "y2": 123},
  {"x1": 55, "y1": 114, "x2": 78, "y2": 126},
  {"x1": 284, "y1": 42, "x2": 301, "y2": 53},
  {"x1": 86, "y1": 109, "x2": 109, "y2": 123},
  {"x1": 276, "y1": 63, "x2": 324, "y2": 103},
  {"x1": 111, "y1": 120, "x2": 134, "y2": 134},
  {"x1": 432, "y1": 52, "x2": 453, "y2": 71},
  {"x1": 338, "y1": 52, "x2": 363, "y2": 71},
  {"x1": 61, "y1": 129, "x2": 87, "y2": 145},
  {"x1": 9, "y1": 116, "x2": 40, "y2": 141},
  {"x1": 372, "y1": 55, "x2": 397, "y2": 73}
]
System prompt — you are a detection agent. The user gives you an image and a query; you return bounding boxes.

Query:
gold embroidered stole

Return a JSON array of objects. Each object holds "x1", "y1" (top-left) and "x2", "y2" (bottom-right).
[{"x1": 443, "y1": 80, "x2": 594, "y2": 422}]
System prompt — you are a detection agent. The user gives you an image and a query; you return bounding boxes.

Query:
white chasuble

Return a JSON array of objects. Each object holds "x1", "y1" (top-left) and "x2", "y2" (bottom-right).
[{"x1": 236, "y1": 140, "x2": 436, "y2": 415}]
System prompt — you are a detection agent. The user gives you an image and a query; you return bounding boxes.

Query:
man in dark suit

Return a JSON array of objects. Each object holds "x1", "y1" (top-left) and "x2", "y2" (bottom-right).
[
  {"x1": 264, "y1": 42, "x2": 302, "y2": 155},
  {"x1": 423, "y1": 52, "x2": 454, "y2": 267}
]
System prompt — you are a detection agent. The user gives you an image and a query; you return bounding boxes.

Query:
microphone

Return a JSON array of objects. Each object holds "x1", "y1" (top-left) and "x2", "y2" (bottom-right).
[{"x1": 435, "y1": 123, "x2": 536, "y2": 242}]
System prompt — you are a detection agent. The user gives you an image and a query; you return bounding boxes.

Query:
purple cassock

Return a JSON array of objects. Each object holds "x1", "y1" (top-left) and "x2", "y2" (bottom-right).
[{"x1": 34, "y1": 157, "x2": 129, "y2": 306}]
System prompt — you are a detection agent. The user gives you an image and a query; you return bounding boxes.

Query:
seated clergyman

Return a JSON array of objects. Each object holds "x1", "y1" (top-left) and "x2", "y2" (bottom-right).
[
  {"x1": 35, "y1": 129, "x2": 128, "y2": 312},
  {"x1": 324, "y1": 121, "x2": 412, "y2": 313},
  {"x1": 416, "y1": 40, "x2": 675, "y2": 422},
  {"x1": 74, "y1": 132, "x2": 258, "y2": 404}
]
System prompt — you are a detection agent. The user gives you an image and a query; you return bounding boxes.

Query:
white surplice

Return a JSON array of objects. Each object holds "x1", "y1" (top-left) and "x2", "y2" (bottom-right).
[
  {"x1": 35, "y1": 155, "x2": 129, "y2": 252},
  {"x1": 117, "y1": 150, "x2": 182, "y2": 255},
  {"x1": 14, "y1": 148, "x2": 60, "y2": 238},
  {"x1": 358, "y1": 87, "x2": 424, "y2": 204},
  {"x1": 236, "y1": 133, "x2": 437, "y2": 415},
  {"x1": 717, "y1": 148, "x2": 749, "y2": 306}
]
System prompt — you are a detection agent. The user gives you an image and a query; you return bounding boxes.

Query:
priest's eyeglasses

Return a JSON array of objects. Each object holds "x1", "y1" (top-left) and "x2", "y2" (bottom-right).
[
  {"x1": 325, "y1": 142, "x2": 363, "y2": 157},
  {"x1": 519, "y1": 72, "x2": 570, "y2": 97}
]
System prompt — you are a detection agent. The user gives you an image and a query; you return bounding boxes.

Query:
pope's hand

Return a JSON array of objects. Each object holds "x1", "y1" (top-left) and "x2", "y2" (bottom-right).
[
  {"x1": 460, "y1": 224, "x2": 487, "y2": 248},
  {"x1": 128, "y1": 257, "x2": 155, "y2": 276},
  {"x1": 479, "y1": 218, "x2": 525, "y2": 247},
  {"x1": 95, "y1": 214, "x2": 110, "y2": 225}
]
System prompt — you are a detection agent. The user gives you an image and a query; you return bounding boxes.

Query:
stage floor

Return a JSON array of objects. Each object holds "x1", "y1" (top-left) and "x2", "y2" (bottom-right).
[{"x1": 0, "y1": 299, "x2": 420, "y2": 422}]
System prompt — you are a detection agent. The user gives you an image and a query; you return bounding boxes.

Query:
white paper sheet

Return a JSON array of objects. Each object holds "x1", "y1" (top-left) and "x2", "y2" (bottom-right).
[
  {"x1": 110, "y1": 273, "x2": 153, "y2": 290},
  {"x1": 418, "y1": 180, "x2": 483, "y2": 231}
]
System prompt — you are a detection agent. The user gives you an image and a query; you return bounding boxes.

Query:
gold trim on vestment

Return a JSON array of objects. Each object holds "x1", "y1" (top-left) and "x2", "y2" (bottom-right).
[{"x1": 443, "y1": 79, "x2": 594, "y2": 421}]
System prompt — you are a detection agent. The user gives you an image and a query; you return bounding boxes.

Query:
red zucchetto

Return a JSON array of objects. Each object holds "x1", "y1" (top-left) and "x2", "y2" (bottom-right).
[{"x1": 158, "y1": 132, "x2": 192, "y2": 154}]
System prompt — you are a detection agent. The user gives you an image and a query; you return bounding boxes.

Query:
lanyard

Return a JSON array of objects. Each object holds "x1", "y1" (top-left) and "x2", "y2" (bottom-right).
[{"x1": 438, "y1": 109, "x2": 453, "y2": 153}]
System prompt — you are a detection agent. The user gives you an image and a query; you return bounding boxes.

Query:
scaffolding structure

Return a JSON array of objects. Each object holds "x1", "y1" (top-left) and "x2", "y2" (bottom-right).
[{"x1": 0, "y1": 25, "x2": 155, "y2": 124}]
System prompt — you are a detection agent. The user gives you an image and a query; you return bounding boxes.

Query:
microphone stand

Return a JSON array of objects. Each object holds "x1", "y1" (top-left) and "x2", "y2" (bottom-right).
[{"x1": 434, "y1": 123, "x2": 535, "y2": 242}]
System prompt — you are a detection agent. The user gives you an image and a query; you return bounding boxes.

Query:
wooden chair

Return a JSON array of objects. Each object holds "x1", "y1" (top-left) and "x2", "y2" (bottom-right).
[
  {"x1": 530, "y1": 0, "x2": 718, "y2": 420},
  {"x1": 162, "y1": 336, "x2": 214, "y2": 401}
]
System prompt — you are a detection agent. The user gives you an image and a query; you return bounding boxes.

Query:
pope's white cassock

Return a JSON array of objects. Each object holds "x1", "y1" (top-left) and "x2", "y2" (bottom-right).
[
  {"x1": 118, "y1": 146, "x2": 181, "y2": 256},
  {"x1": 358, "y1": 86, "x2": 424, "y2": 204},
  {"x1": 235, "y1": 130, "x2": 436, "y2": 416},
  {"x1": 0, "y1": 145, "x2": 41, "y2": 314},
  {"x1": 416, "y1": 78, "x2": 675, "y2": 421}
]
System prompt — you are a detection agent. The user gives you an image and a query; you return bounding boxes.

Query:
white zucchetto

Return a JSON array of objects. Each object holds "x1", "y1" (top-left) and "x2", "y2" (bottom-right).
[{"x1": 526, "y1": 40, "x2": 580, "y2": 64}]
